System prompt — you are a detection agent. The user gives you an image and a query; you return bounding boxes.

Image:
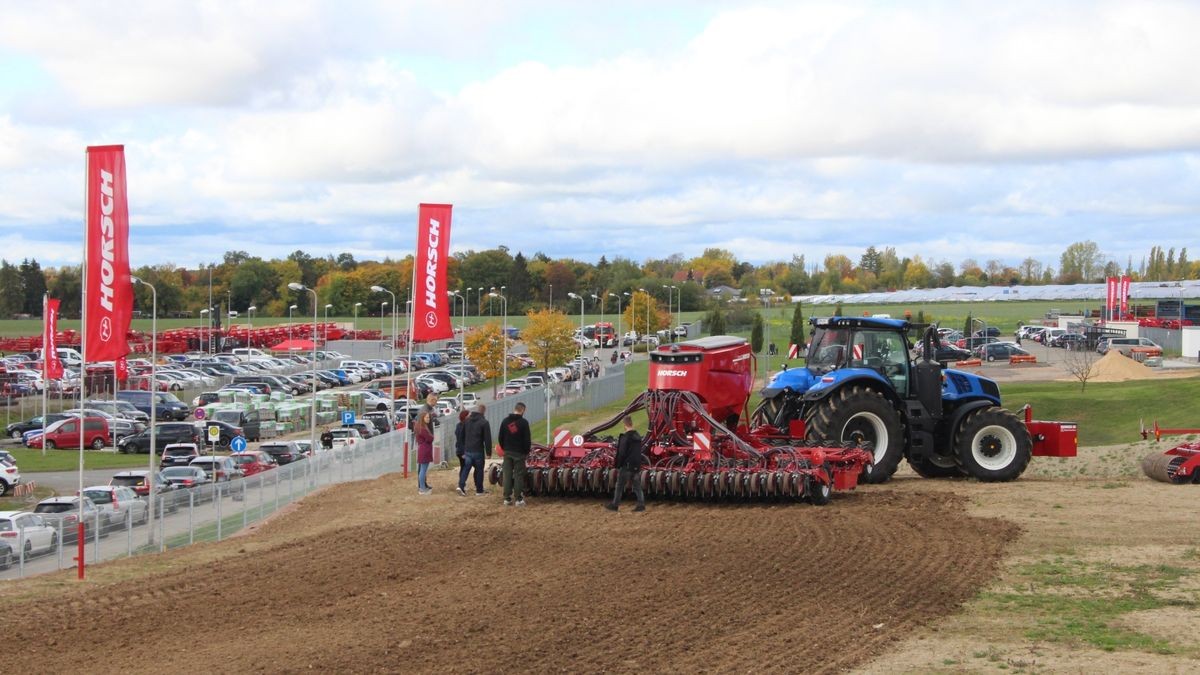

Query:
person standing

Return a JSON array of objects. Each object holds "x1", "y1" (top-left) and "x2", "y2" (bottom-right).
[
  {"x1": 457, "y1": 404, "x2": 492, "y2": 496},
  {"x1": 605, "y1": 415, "x2": 645, "y2": 512},
  {"x1": 454, "y1": 409, "x2": 469, "y2": 468},
  {"x1": 415, "y1": 411, "x2": 434, "y2": 495},
  {"x1": 498, "y1": 402, "x2": 532, "y2": 506}
]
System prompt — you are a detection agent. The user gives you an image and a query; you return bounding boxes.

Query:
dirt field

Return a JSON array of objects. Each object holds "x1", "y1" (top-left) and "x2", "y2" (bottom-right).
[
  {"x1": 5, "y1": 439, "x2": 1200, "y2": 673},
  {"x1": 1, "y1": 469, "x2": 1017, "y2": 674}
]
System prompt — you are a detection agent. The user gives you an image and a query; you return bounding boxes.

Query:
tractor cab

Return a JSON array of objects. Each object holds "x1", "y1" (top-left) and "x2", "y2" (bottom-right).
[{"x1": 805, "y1": 317, "x2": 913, "y2": 396}]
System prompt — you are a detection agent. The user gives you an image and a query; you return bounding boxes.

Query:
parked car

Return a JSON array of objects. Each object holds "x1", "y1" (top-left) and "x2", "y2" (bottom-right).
[
  {"x1": 6, "y1": 413, "x2": 71, "y2": 441},
  {"x1": 259, "y1": 441, "x2": 306, "y2": 465},
  {"x1": 159, "y1": 466, "x2": 212, "y2": 500},
  {"x1": 913, "y1": 340, "x2": 972, "y2": 366},
  {"x1": 117, "y1": 390, "x2": 191, "y2": 421},
  {"x1": 346, "y1": 421, "x2": 377, "y2": 439},
  {"x1": 82, "y1": 399, "x2": 151, "y2": 423},
  {"x1": 189, "y1": 456, "x2": 243, "y2": 483},
  {"x1": 110, "y1": 470, "x2": 176, "y2": 499},
  {"x1": 118, "y1": 422, "x2": 203, "y2": 454},
  {"x1": 32, "y1": 496, "x2": 102, "y2": 541},
  {"x1": 0, "y1": 539, "x2": 12, "y2": 569},
  {"x1": 361, "y1": 411, "x2": 393, "y2": 435},
  {"x1": 329, "y1": 428, "x2": 362, "y2": 449},
  {"x1": 0, "y1": 456, "x2": 20, "y2": 497},
  {"x1": 1102, "y1": 337, "x2": 1161, "y2": 356},
  {"x1": 0, "y1": 511, "x2": 59, "y2": 557},
  {"x1": 81, "y1": 485, "x2": 148, "y2": 529},
  {"x1": 26, "y1": 416, "x2": 110, "y2": 450},
  {"x1": 230, "y1": 451, "x2": 278, "y2": 477},
  {"x1": 971, "y1": 327, "x2": 1001, "y2": 338},
  {"x1": 1049, "y1": 333, "x2": 1087, "y2": 350},
  {"x1": 161, "y1": 443, "x2": 203, "y2": 468},
  {"x1": 955, "y1": 336, "x2": 999, "y2": 351},
  {"x1": 975, "y1": 342, "x2": 1032, "y2": 362}
]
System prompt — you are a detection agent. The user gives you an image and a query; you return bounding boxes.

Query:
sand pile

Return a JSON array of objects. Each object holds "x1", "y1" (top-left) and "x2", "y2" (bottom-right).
[{"x1": 1088, "y1": 349, "x2": 1155, "y2": 382}]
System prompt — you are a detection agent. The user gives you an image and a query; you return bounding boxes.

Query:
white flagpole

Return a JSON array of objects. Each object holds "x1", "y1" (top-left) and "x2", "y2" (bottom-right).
[
  {"x1": 78, "y1": 151, "x2": 89, "y2": 578},
  {"x1": 41, "y1": 293, "x2": 47, "y2": 457}
]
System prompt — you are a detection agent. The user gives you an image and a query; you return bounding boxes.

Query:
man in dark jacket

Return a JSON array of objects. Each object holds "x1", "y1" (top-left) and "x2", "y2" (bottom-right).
[
  {"x1": 497, "y1": 402, "x2": 532, "y2": 506},
  {"x1": 457, "y1": 405, "x2": 492, "y2": 496},
  {"x1": 606, "y1": 415, "x2": 645, "y2": 512}
]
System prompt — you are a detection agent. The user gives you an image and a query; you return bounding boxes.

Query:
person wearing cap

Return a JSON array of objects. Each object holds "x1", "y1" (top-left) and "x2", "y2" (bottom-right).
[{"x1": 457, "y1": 404, "x2": 492, "y2": 496}]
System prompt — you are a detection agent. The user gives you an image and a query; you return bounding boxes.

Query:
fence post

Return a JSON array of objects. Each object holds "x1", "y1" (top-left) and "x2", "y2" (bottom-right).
[
  {"x1": 17, "y1": 524, "x2": 25, "y2": 577},
  {"x1": 188, "y1": 491, "x2": 195, "y2": 545},
  {"x1": 56, "y1": 519, "x2": 64, "y2": 571},
  {"x1": 215, "y1": 482, "x2": 222, "y2": 541},
  {"x1": 93, "y1": 510, "x2": 102, "y2": 563},
  {"x1": 242, "y1": 479, "x2": 248, "y2": 531},
  {"x1": 126, "y1": 512, "x2": 133, "y2": 557}
]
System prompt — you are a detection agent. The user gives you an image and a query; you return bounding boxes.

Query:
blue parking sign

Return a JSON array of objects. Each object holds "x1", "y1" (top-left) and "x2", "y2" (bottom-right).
[
  {"x1": 341, "y1": 411, "x2": 355, "y2": 425},
  {"x1": 230, "y1": 436, "x2": 248, "y2": 453}
]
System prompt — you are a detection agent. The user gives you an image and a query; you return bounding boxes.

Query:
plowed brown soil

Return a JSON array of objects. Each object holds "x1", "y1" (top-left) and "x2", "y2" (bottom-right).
[{"x1": 1, "y1": 471, "x2": 1017, "y2": 674}]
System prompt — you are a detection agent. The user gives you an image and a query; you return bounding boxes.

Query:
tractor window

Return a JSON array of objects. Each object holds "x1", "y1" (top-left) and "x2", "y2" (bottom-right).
[
  {"x1": 859, "y1": 330, "x2": 910, "y2": 395},
  {"x1": 807, "y1": 328, "x2": 851, "y2": 372}
]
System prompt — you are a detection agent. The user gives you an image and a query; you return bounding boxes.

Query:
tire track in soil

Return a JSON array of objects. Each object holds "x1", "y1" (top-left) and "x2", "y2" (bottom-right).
[{"x1": 2, "y1": 482, "x2": 1017, "y2": 675}]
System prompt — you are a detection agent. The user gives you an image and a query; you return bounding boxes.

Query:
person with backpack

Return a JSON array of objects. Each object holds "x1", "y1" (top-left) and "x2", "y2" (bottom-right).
[
  {"x1": 498, "y1": 402, "x2": 532, "y2": 506},
  {"x1": 454, "y1": 410, "x2": 469, "y2": 468},
  {"x1": 457, "y1": 405, "x2": 492, "y2": 496},
  {"x1": 605, "y1": 415, "x2": 645, "y2": 512}
]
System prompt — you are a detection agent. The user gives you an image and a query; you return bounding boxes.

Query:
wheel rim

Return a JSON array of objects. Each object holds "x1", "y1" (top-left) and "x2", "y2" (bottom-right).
[
  {"x1": 971, "y1": 424, "x2": 1018, "y2": 471},
  {"x1": 11, "y1": 430, "x2": 21, "y2": 440},
  {"x1": 840, "y1": 412, "x2": 888, "y2": 464}
]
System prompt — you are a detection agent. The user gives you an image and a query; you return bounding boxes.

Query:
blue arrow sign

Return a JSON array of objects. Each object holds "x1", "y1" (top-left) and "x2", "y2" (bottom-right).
[{"x1": 230, "y1": 436, "x2": 248, "y2": 453}]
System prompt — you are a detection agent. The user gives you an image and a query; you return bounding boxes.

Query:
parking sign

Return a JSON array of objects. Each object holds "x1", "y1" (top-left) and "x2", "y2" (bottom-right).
[{"x1": 341, "y1": 411, "x2": 355, "y2": 425}]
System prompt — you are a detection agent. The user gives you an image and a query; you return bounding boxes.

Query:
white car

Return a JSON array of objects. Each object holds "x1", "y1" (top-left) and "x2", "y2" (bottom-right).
[
  {"x1": 435, "y1": 400, "x2": 457, "y2": 416},
  {"x1": 81, "y1": 485, "x2": 149, "y2": 529},
  {"x1": 329, "y1": 428, "x2": 362, "y2": 448},
  {"x1": 416, "y1": 376, "x2": 449, "y2": 393},
  {"x1": 458, "y1": 392, "x2": 479, "y2": 407},
  {"x1": 0, "y1": 511, "x2": 59, "y2": 557}
]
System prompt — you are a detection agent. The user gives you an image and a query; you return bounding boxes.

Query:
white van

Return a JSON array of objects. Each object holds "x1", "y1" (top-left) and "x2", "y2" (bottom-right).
[
  {"x1": 230, "y1": 348, "x2": 268, "y2": 362},
  {"x1": 1102, "y1": 337, "x2": 1160, "y2": 356},
  {"x1": 1039, "y1": 328, "x2": 1066, "y2": 344}
]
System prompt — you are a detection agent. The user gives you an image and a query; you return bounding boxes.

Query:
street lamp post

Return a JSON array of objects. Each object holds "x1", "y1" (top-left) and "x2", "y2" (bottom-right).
[
  {"x1": 131, "y1": 276, "x2": 158, "y2": 549},
  {"x1": 609, "y1": 293, "x2": 622, "y2": 352},
  {"x1": 247, "y1": 305, "x2": 256, "y2": 332},
  {"x1": 451, "y1": 291, "x2": 465, "y2": 402},
  {"x1": 352, "y1": 302, "x2": 362, "y2": 337},
  {"x1": 287, "y1": 305, "x2": 297, "y2": 340},
  {"x1": 760, "y1": 289, "x2": 774, "y2": 373},
  {"x1": 663, "y1": 285, "x2": 676, "y2": 341},
  {"x1": 489, "y1": 291, "x2": 508, "y2": 386},
  {"x1": 591, "y1": 294, "x2": 603, "y2": 348},
  {"x1": 324, "y1": 303, "x2": 332, "y2": 325},
  {"x1": 199, "y1": 308, "x2": 210, "y2": 353},
  {"x1": 370, "y1": 285, "x2": 401, "y2": 478},
  {"x1": 568, "y1": 293, "x2": 585, "y2": 360},
  {"x1": 288, "y1": 283, "x2": 319, "y2": 472},
  {"x1": 638, "y1": 288, "x2": 649, "y2": 343}
]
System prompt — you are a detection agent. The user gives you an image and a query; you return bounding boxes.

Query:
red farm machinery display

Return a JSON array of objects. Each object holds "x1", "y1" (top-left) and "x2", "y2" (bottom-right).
[
  {"x1": 488, "y1": 336, "x2": 874, "y2": 504},
  {"x1": 1140, "y1": 419, "x2": 1200, "y2": 484}
]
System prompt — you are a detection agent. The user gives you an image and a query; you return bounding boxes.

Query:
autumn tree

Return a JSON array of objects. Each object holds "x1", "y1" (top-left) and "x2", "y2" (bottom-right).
[
  {"x1": 463, "y1": 322, "x2": 507, "y2": 393},
  {"x1": 522, "y1": 309, "x2": 578, "y2": 373}
]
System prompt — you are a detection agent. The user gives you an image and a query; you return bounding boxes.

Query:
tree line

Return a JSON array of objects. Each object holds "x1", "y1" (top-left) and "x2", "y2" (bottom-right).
[{"x1": 2, "y1": 241, "x2": 1195, "y2": 320}]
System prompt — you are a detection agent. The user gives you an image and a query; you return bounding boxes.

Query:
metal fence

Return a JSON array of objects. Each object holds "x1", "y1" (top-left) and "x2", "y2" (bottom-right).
[
  {"x1": 0, "y1": 431, "x2": 406, "y2": 580},
  {"x1": 1140, "y1": 327, "x2": 1183, "y2": 355},
  {"x1": 429, "y1": 367, "x2": 627, "y2": 463}
]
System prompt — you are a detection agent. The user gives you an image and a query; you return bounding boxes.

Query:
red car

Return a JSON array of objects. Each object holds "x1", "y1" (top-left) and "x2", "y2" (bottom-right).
[
  {"x1": 27, "y1": 416, "x2": 110, "y2": 450},
  {"x1": 230, "y1": 451, "x2": 278, "y2": 477}
]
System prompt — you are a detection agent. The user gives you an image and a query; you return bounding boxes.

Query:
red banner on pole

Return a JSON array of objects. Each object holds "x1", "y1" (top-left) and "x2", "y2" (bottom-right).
[
  {"x1": 1105, "y1": 277, "x2": 1118, "y2": 319},
  {"x1": 115, "y1": 356, "x2": 129, "y2": 382},
  {"x1": 44, "y1": 298, "x2": 63, "y2": 379},
  {"x1": 1119, "y1": 275, "x2": 1131, "y2": 317},
  {"x1": 412, "y1": 203, "x2": 454, "y2": 342},
  {"x1": 85, "y1": 145, "x2": 133, "y2": 362}
]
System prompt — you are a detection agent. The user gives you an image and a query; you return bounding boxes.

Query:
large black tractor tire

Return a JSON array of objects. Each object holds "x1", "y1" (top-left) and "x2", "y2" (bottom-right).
[
  {"x1": 954, "y1": 407, "x2": 1032, "y2": 482},
  {"x1": 906, "y1": 453, "x2": 964, "y2": 479},
  {"x1": 805, "y1": 385, "x2": 904, "y2": 484}
]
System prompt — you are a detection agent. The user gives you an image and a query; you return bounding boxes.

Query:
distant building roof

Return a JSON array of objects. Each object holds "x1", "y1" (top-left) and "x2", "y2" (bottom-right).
[{"x1": 795, "y1": 280, "x2": 1200, "y2": 305}]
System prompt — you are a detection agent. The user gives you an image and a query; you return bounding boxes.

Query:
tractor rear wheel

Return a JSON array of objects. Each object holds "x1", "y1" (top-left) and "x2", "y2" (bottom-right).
[
  {"x1": 954, "y1": 407, "x2": 1032, "y2": 482},
  {"x1": 805, "y1": 385, "x2": 903, "y2": 484},
  {"x1": 906, "y1": 453, "x2": 964, "y2": 478}
]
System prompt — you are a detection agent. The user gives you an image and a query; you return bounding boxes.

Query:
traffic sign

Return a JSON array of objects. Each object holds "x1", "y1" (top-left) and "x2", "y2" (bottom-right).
[
  {"x1": 194, "y1": 407, "x2": 206, "y2": 420},
  {"x1": 230, "y1": 436, "x2": 247, "y2": 453},
  {"x1": 207, "y1": 425, "x2": 220, "y2": 443},
  {"x1": 341, "y1": 410, "x2": 355, "y2": 426}
]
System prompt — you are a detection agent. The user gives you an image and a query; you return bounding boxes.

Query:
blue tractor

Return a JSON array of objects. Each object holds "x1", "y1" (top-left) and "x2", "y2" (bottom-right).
[{"x1": 754, "y1": 316, "x2": 1075, "y2": 482}]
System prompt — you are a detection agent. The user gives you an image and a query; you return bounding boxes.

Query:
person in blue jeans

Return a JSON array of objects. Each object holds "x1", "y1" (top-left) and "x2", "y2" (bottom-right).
[
  {"x1": 457, "y1": 404, "x2": 492, "y2": 496},
  {"x1": 415, "y1": 411, "x2": 434, "y2": 495}
]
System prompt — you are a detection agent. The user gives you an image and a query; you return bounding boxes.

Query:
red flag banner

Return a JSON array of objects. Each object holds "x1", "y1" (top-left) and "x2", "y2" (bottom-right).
[
  {"x1": 412, "y1": 203, "x2": 453, "y2": 342},
  {"x1": 1119, "y1": 275, "x2": 1131, "y2": 317},
  {"x1": 1105, "y1": 276, "x2": 1118, "y2": 319},
  {"x1": 85, "y1": 145, "x2": 133, "y2": 362},
  {"x1": 44, "y1": 298, "x2": 63, "y2": 379},
  {"x1": 115, "y1": 356, "x2": 129, "y2": 382}
]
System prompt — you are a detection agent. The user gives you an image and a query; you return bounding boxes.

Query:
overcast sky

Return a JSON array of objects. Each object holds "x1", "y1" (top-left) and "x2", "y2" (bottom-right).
[{"x1": 1, "y1": 0, "x2": 1198, "y2": 272}]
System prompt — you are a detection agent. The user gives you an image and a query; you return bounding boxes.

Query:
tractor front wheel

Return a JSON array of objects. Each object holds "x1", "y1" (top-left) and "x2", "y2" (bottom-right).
[
  {"x1": 954, "y1": 407, "x2": 1032, "y2": 482},
  {"x1": 805, "y1": 385, "x2": 903, "y2": 484}
]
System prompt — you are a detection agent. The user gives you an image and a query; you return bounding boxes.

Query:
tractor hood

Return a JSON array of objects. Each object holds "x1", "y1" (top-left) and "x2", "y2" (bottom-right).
[{"x1": 760, "y1": 366, "x2": 818, "y2": 398}]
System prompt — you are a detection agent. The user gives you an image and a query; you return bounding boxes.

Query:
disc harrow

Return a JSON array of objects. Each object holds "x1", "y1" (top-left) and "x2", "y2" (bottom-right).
[{"x1": 488, "y1": 388, "x2": 873, "y2": 505}]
